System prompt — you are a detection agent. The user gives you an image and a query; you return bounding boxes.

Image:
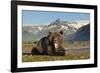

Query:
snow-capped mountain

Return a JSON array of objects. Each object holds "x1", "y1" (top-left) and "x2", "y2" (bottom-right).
[{"x1": 22, "y1": 19, "x2": 89, "y2": 42}]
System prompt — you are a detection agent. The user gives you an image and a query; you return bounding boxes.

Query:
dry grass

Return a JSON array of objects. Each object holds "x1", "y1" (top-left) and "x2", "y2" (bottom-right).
[
  {"x1": 22, "y1": 41, "x2": 90, "y2": 62},
  {"x1": 22, "y1": 52, "x2": 90, "y2": 62}
]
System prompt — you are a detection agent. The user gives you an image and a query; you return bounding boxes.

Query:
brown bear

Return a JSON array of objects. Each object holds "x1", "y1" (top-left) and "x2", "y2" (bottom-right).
[{"x1": 31, "y1": 31, "x2": 65, "y2": 56}]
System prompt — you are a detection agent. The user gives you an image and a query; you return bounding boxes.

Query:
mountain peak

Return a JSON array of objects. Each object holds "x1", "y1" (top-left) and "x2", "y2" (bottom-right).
[
  {"x1": 55, "y1": 18, "x2": 61, "y2": 23},
  {"x1": 48, "y1": 18, "x2": 61, "y2": 27}
]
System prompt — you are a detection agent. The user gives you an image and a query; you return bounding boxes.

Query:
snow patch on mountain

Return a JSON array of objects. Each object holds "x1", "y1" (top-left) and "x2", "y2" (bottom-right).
[
  {"x1": 38, "y1": 27, "x2": 43, "y2": 31},
  {"x1": 61, "y1": 25, "x2": 68, "y2": 30}
]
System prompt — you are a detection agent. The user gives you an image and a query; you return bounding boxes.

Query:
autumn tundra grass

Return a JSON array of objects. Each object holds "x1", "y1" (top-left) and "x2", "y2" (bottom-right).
[
  {"x1": 22, "y1": 41, "x2": 90, "y2": 62},
  {"x1": 22, "y1": 52, "x2": 90, "y2": 62}
]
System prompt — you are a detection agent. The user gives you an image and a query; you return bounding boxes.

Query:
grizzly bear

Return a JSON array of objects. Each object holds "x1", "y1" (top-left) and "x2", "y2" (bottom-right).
[{"x1": 31, "y1": 31, "x2": 65, "y2": 56}]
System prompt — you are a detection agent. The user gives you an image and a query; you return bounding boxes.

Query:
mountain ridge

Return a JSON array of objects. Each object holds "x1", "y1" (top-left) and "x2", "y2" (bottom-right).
[{"x1": 22, "y1": 19, "x2": 89, "y2": 42}]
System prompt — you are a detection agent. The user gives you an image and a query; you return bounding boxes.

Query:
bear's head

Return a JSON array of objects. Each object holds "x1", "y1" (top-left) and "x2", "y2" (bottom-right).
[{"x1": 48, "y1": 31, "x2": 63, "y2": 49}]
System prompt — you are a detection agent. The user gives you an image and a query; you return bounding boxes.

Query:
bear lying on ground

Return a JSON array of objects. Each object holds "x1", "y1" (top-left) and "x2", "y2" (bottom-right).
[{"x1": 31, "y1": 31, "x2": 65, "y2": 56}]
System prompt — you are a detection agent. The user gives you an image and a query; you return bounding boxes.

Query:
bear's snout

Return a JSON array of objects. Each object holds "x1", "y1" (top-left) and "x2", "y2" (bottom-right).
[{"x1": 54, "y1": 43, "x2": 59, "y2": 48}]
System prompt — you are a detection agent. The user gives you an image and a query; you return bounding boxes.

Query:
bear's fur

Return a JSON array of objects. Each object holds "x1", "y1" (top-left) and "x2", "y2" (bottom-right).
[{"x1": 31, "y1": 31, "x2": 65, "y2": 56}]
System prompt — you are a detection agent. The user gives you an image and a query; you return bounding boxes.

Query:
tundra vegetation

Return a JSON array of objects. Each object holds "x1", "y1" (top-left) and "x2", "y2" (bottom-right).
[{"x1": 22, "y1": 41, "x2": 90, "y2": 62}]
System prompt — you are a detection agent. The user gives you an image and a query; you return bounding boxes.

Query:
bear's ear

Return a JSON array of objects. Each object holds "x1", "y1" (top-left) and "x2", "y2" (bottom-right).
[
  {"x1": 49, "y1": 32, "x2": 52, "y2": 35},
  {"x1": 60, "y1": 31, "x2": 63, "y2": 35}
]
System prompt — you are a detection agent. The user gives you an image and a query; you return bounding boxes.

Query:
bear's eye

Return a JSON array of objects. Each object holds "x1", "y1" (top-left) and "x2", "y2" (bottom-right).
[{"x1": 54, "y1": 39, "x2": 57, "y2": 42}]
